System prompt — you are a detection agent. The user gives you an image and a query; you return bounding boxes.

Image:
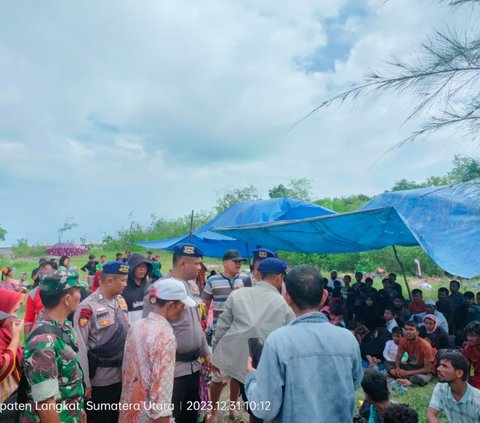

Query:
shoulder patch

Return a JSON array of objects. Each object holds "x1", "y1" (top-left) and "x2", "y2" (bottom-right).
[{"x1": 78, "y1": 308, "x2": 92, "y2": 327}]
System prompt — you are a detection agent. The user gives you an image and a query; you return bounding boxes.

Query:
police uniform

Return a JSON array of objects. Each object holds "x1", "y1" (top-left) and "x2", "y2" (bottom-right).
[
  {"x1": 249, "y1": 248, "x2": 277, "y2": 286},
  {"x1": 73, "y1": 261, "x2": 130, "y2": 423},
  {"x1": 20, "y1": 270, "x2": 88, "y2": 423}
]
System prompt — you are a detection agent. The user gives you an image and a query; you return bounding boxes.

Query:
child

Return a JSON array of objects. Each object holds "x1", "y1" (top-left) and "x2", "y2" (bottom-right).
[
  {"x1": 383, "y1": 326, "x2": 404, "y2": 373},
  {"x1": 384, "y1": 308, "x2": 399, "y2": 333}
]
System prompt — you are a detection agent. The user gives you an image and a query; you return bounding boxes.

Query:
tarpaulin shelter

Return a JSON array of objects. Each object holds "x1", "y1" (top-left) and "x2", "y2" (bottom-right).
[
  {"x1": 213, "y1": 183, "x2": 480, "y2": 278},
  {"x1": 134, "y1": 198, "x2": 334, "y2": 258}
]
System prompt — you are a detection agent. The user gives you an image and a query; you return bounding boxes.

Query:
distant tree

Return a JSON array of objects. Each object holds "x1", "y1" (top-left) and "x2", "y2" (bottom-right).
[
  {"x1": 0, "y1": 225, "x2": 6, "y2": 241},
  {"x1": 298, "y1": 0, "x2": 480, "y2": 149},
  {"x1": 447, "y1": 155, "x2": 480, "y2": 183},
  {"x1": 390, "y1": 179, "x2": 423, "y2": 192},
  {"x1": 269, "y1": 178, "x2": 313, "y2": 201},
  {"x1": 215, "y1": 185, "x2": 260, "y2": 214},
  {"x1": 57, "y1": 217, "x2": 78, "y2": 243},
  {"x1": 269, "y1": 184, "x2": 290, "y2": 199}
]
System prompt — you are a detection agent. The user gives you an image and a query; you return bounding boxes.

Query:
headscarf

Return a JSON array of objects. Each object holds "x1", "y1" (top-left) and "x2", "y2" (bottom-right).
[
  {"x1": 0, "y1": 289, "x2": 24, "y2": 381},
  {"x1": 423, "y1": 313, "x2": 438, "y2": 334}
]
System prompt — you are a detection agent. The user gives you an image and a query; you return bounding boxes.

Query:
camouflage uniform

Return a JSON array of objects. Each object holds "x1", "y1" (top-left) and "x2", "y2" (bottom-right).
[
  {"x1": 20, "y1": 269, "x2": 88, "y2": 423},
  {"x1": 20, "y1": 311, "x2": 85, "y2": 423}
]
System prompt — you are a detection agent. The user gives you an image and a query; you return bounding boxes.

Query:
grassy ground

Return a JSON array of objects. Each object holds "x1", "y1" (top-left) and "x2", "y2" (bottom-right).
[{"x1": 0, "y1": 250, "x2": 470, "y2": 422}]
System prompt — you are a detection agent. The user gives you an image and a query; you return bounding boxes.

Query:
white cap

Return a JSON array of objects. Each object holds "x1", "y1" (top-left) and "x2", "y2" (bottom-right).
[
  {"x1": 425, "y1": 299, "x2": 436, "y2": 306},
  {"x1": 150, "y1": 278, "x2": 197, "y2": 307}
]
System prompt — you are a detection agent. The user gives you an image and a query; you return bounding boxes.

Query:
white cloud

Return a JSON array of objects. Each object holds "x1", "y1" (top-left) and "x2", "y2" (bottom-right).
[{"x1": 0, "y1": 0, "x2": 476, "y2": 245}]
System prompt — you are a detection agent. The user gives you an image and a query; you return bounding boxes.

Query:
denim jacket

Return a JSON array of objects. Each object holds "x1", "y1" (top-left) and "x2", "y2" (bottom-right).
[{"x1": 245, "y1": 311, "x2": 363, "y2": 423}]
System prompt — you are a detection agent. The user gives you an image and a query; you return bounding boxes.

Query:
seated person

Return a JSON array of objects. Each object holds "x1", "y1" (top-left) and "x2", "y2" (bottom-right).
[
  {"x1": 389, "y1": 322, "x2": 435, "y2": 387},
  {"x1": 381, "y1": 278, "x2": 397, "y2": 299},
  {"x1": 383, "y1": 327, "x2": 404, "y2": 373},
  {"x1": 408, "y1": 289, "x2": 426, "y2": 315},
  {"x1": 358, "y1": 296, "x2": 383, "y2": 331},
  {"x1": 423, "y1": 314, "x2": 449, "y2": 350},
  {"x1": 361, "y1": 327, "x2": 391, "y2": 370},
  {"x1": 328, "y1": 304, "x2": 346, "y2": 328},
  {"x1": 384, "y1": 404, "x2": 418, "y2": 423},
  {"x1": 427, "y1": 351, "x2": 480, "y2": 422},
  {"x1": 383, "y1": 308, "x2": 399, "y2": 333},
  {"x1": 364, "y1": 277, "x2": 378, "y2": 297},
  {"x1": 392, "y1": 295, "x2": 411, "y2": 327},
  {"x1": 361, "y1": 369, "x2": 394, "y2": 423},
  {"x1": 463, "y1": 321, "x2": 480, "y2": 389}
]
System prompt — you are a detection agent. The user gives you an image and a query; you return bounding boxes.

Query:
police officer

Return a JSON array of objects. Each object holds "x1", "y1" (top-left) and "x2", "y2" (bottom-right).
[
  {"x1": 250, "y1": 247, "x2": 277, "y2": 285},
  {"x1": 74, "y1": 261, "x2": 130, "y2": 423},
  {"x1": 142, "y1": 243, "x2": 211, "y2": 423}
]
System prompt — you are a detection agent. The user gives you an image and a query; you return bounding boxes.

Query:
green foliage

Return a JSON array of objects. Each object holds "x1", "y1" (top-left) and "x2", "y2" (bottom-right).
[
  {"x1": 215, "y1": 185, "x2": 260, "y2": 214},
  {"x1": 0, "y1": 225, "x2": 6, "y2": 241},
  {"x1": 448, "y1": 155, "x2": 480, "y2": 183},
  {"x1": 57, "y1": 217, "x2": 78, "y2": 243},
  {"x1": 314, "y1": 194, "x2": 371, "y2": 212},
  {"x1": 11, "y1": 239, "x2": 46, "y2": 259},
  {"x1": 269, "y1": 178, "x2": 313, "y2": 201}
]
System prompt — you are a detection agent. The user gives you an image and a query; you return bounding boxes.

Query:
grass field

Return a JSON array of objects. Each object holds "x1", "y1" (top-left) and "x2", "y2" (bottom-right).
[{"x1": 1, "y1": 249, "x2": 471, "y2": 422}]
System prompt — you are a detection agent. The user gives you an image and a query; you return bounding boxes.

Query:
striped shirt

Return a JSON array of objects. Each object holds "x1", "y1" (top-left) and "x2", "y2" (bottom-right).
[
  {"x1": 202, "y1": 274, "x2": 246, "y2": 327},
  {"x1": 429, "y1": 382, "x2": 480, "y2": 422}
]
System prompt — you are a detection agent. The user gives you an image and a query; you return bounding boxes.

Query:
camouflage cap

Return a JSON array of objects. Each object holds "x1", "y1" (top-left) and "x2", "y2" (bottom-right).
[{"x1": 39, "y1": 269, "x2": 88, "y2": 293}]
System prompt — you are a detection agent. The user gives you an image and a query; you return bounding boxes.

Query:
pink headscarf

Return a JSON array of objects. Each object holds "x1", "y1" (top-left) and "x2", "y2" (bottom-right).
[{"x1": 423, "y1": 313, "x2": 438, "y2": 333}]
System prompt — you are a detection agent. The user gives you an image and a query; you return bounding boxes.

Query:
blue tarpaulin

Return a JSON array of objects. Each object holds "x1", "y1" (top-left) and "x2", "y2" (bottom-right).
[
  {"x1": 134, "y1": 198, "x2": 334, "y2": 258},
  {"x1": 213, "y1": 183, "x2": 480, "y2": 278}
]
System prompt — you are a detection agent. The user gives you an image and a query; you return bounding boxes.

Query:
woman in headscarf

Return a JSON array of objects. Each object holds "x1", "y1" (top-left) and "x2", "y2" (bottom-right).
[
  {"x1": 357, "y1": 295, "x2": 383, "y2": 331},
  {"x1": 0, "y1": 289, "x2": 25, "y2": 408},
  {"x1": 423, "y1": 313, "x2": 449, "y2": 349}
]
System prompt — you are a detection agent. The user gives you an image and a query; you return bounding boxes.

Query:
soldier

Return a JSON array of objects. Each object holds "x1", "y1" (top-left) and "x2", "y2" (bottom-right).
[
  {"x1": 143, "y1": 243, "x2": 211, "y2": 423},
  {"x1": 20, "y1": 270, "x2": 88, "y2": 423},
  {"x1": 73, "y1": 261, "x2": 130, "y2": 423}
]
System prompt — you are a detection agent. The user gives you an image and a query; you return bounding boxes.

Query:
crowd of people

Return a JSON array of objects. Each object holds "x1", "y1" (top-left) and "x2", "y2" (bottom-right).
[{"x1": 0, "y1": 247, "x2": 480, "y2": 423}]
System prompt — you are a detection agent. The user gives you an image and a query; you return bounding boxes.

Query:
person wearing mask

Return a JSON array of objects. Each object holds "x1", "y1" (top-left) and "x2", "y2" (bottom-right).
[{"x1": 123, "y1": 253, "x2": 152, "y2": 323}]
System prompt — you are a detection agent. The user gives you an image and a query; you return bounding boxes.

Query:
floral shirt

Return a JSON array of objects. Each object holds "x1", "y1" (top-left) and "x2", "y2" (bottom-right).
[
  {"x1": 21, "y1": 311, "x2": 84, "y2": 422},
  {"x1": 119, "y1": 312, "x2": 176, "y2": 423}
]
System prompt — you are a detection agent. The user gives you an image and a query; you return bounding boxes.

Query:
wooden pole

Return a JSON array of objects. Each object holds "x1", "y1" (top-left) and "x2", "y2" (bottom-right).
[
  {"x1": 392, "y1": 245, "x2": 412, "y2": 301},
  {"x1": 189, "y1": 210, "x2": 194, "y2": 243}
]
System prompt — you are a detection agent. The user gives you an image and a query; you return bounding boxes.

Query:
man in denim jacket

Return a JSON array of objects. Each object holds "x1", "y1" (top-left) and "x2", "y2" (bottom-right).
[{"x1": 245, "y1": 265, "x2": 363, "y2": 423}]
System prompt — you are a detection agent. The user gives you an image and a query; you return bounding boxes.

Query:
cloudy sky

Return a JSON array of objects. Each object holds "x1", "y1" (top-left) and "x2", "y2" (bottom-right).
[{"x1": 0, "y1": 0, "x2": 476, "y2": 246}]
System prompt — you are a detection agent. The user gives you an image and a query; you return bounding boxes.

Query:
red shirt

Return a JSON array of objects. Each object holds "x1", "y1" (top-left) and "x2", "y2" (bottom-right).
[
  {"x1": 463, "y1": 344, "x2": 480, "y2": 389},
  {"x1": 408, "y1": 300, "x2": 426, "y2": 314},
  {"x1": 24, "y1": 287, "x2": 44, "y2": 327}
]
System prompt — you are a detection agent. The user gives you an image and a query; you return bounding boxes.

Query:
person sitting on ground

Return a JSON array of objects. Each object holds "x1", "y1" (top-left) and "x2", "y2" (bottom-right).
[
  {"x1": 392, "y1": 295, "x2": 411, "y2": 327},
  {"x1": 364, "y1": 277, "x2": 378, "y2": 298},
  {"x1": 383, "y1": 307, "x2": 399, "y2": 333},
  {"x1": 436, "y1": 287, "x2": 451, "y2": 328},
  {"x1": 383, "y1": 326, "x2": 404, "y2": 374},
  {"x1": 408, "y1": 289, "x2": 426, "y2": 315},
  {"x1": 389, "y1": 321, "x2": 435, "y2": 387},
  {"x1": 361, "y1": 369, "x2": 394, "y2": 423},
  {"x1": 381, "y1": 278, "x2": 397, "y2": 299},
  {"x1": 461, "y1": 292, "x2": 480, "y2": 325},
  {"x1": 358, "y1": 295, "x2": 383, "y2": 331},
  {"x1": 388, "y1": 273, "x2": 403, "y2": 298},
  {"x1": 361, "y1": 327, "x2": 391, "y2": 370},
  {"x1": 422, "y1": 299, "x2": 449, "y2": 333},
  {"x1": 383, "y1": 404, "x2": 418, "y2": 423},
  {"x1": 427, "y1": 351, "x2": 480, "y2": 422},
  {"x1": 423, "y1": 314, "x2": 449, "y2": 350},
  {"x1": 463, "y1": 320, "x2": 480, "y2": 389},
  {"x1": 328, "y1": 303, "x2": 346, "y2": 328},
  {"x1": 376, "y1": 289, "x2": 393, "y2": 314}
]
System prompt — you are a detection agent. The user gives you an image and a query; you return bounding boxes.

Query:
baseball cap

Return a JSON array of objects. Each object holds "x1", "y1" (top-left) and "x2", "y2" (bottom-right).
[
  {"x1": 150, "y1": 278, "x2": 197, "y2": 307},
  {"x1": 425, "y1": 299, "x2": 436, "y2": 306},
  {"x1": 223, "y1": 249, "x2": 244, "y2": 261},
  {"x1": 258, "y1": 258, "x2": 288, "y2": 274},
  {"x1": 39, "y1": 270, "x2": 88, "y2": 293}
]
